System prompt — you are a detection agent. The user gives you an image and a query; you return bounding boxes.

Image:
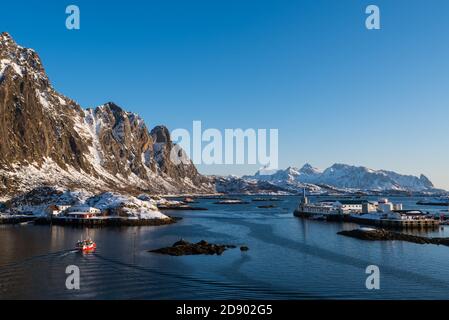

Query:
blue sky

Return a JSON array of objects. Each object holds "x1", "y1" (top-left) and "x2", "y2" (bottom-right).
[{"x1": 1, "y1": 0, "x2": 449, "y2": 188}]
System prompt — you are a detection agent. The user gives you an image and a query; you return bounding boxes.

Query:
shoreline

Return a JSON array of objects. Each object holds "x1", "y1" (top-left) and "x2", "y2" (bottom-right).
[
  {"x1": 0, "y1": 216, "x2": 36, "y2": 225},
  {"x1": 33, "y1": 216, "x2": 181, "y2": 227}
]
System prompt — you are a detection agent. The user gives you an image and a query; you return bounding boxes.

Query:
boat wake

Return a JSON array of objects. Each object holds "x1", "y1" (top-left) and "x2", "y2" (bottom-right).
[{"x1": 59, "y1": 250, "x2": 79, "y2": 257}]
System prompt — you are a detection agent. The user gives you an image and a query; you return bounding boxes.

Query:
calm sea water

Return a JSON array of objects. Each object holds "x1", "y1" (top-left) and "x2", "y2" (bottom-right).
[{"x1": 1, "y1": 196, "x2": 449, "y2": 300}]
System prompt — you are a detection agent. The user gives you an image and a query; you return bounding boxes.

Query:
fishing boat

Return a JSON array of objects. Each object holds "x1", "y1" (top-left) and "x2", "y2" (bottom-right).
[
  {"x1": 76, "y1": 238, "x2": 96, "y2": 252},
  {"x1": 76, "y1": 228, "x2": 96, "y2": 252}
]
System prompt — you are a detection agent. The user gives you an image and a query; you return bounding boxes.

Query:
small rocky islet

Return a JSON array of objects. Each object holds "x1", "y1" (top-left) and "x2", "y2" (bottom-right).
[
  {"x1": 338, "y1": 228, "x2": 449, "y2": 246},
  {"x1": 149, "y1": 239, "x2": 249, "y2": 256}
]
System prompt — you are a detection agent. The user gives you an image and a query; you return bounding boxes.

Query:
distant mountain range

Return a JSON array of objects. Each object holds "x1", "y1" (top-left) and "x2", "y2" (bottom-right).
[{"x1": 235, "y1": 163, "x2": 442, "y2": 194}]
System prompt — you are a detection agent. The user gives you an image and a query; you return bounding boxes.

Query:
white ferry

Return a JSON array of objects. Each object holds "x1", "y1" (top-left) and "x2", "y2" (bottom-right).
[
  {"x1": 294, "y1": 200, "x2": 343, "y2": 218},
  {"x1": 293, "y1": 191, "x2": 370, "y2": 219}
]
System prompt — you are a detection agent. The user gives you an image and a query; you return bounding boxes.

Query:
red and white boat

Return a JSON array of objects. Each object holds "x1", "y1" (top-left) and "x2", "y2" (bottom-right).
[{"x1": 76, "y1": 238, "x2": 96, "y2": 252}]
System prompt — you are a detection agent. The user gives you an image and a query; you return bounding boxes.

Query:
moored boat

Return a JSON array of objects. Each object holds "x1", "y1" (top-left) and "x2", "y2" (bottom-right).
[
  {"x1": 293, "y1": 190, "x2": 344, "y2": 219},
  {"x1": 417, "y1": 197, "x2": 449, "y2": 206}
]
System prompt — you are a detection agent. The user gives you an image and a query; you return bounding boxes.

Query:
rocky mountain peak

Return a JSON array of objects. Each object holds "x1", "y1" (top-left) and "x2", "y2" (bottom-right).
[
  {"x1": 299, "y1": 163, "x2": 321, "y2": 175},
  {"x1": 419, "y1": 174, "x2": 434, "y2": 188},
  {"x1": 0, "y1": 32, "x2": 14, "y2": 43},
  {"x1": 329, "y1": 163, "x2": 349, "y2": 170},
  {"x1": 100, "y1": 101, "x2": 124, "y2": 115},
  {"x1": 0, "y1": 33, "x2": 214, "y2": 197},
  {"x1": 0, "y1": 33, "x2": 51, "y2": 115},
  {"x1": 0, "y1": 33, "x2": 45, "y2": 76},
  {"x1": 151, "y1": 126, "x2": 171, "y2": 144}
]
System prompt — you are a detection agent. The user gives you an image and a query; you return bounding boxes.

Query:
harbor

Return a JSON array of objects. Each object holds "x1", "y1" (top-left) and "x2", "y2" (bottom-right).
[
  {"x1": 2, "y1": 195, "x2": 449, "y2": 300},
  {"x1": 294, "y1": 191, "x2": 441, "y2": 229}
]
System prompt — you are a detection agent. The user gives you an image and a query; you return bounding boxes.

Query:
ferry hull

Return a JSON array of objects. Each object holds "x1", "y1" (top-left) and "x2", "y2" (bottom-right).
[{"x1": 293, "y1": 210, "x2": 346, "y2": 222}]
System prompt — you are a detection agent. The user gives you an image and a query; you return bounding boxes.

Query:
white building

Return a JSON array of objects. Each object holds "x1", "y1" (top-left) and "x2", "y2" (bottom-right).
[
  {"x1": 56, "y1": 204, "x2": 72, "y2": 212},
  {"x1": 66, "y1": 212, "x2": 99, "y2": 219},
  {"x1": 334, "y1": 200, "x2": 364, "y2": 212},
  {"x1": 46, "y1": 204, "x2": 72, "y2": 216},
  {"x1": 68, "y1": 206, "x2": 101, "y2": 214},
  {"x1": 377, "y1": 198, "x2": 403, "y2": 213}
]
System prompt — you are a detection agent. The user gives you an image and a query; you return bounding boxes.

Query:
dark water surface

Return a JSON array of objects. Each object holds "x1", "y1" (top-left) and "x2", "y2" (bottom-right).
[{"x1": 1, "y1": 196, "x2": 449, "y2": 299}]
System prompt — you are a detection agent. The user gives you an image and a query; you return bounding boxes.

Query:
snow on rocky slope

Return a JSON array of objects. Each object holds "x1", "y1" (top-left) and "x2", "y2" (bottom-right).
[
  {"x1": 213, "y1": 175, "x2": 291, "y2": 195},
  {"x1": 0, "y1": 32, "x2": 213, "y2": 198}
]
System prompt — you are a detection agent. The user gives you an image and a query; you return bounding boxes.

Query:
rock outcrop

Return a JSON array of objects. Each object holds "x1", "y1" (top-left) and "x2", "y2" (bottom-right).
[
  {"x1": 338, "y1": 228, "x2": 449, "y2": 246},
  {"x1": 149, "y1": 239, "x2": 237, "y2": 256}
]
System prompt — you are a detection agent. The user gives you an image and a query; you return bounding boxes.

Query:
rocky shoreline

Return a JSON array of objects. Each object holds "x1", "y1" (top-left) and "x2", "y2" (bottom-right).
[
  {"x1": 338, "y1": 228, "x2": 449, "y2": 246},
  {"x1": 0, "y1": 216, "x2": 36, "y2": 225},
  {"x1": 34, "y1": 216, "x2": 181, "y2": 227}
]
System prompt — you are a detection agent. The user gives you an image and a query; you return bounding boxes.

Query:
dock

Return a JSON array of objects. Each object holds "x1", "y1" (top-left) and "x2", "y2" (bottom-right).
[{"x1": 348, "y1": 216, "x2": 440, "y2": 229}]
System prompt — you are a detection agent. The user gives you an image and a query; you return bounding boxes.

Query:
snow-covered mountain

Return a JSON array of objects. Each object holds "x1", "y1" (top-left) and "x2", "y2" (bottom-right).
[
  {"x1": 244, "y1": 163, "x2": 440, "y2": 193},
  {"x1": 0, "y1": 32, "x2": 214, "y2": 197},
  {"x1": 213, "y1": 175, "x2": 290, "y2": 195}
]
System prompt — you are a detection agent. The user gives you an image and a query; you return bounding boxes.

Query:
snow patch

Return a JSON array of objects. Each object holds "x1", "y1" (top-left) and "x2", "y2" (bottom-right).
[{"x1": 0, "y1": 58, "x2": 23, "y2": 77}]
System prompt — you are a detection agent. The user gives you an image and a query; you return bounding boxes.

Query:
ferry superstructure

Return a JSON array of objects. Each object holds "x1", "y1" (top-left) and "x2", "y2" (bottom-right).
[{"x1": 293, "y1": 191, "x2": 369, "y2": 218}]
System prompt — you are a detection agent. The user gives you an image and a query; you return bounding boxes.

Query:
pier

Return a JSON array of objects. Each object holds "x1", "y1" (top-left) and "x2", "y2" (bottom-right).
[
  {"x1": 348, "y1": 216, "x2": 440, "y2": 229},
  {"x1": 294, "y1": 211, "x2": 440, "y2": 229}
]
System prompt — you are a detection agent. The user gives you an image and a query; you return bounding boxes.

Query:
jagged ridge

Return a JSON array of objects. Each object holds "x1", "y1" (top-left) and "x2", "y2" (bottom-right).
[
  {"x1": 244, "y1": 163, "x2": 439, "y2": 193},
  {"x1": 0, "y1": 32, "x2": 213, "y2": 196}
]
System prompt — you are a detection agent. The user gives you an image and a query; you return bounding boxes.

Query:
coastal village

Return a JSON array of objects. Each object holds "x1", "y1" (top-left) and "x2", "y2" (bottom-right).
[
  {"x1": 0, "y1": 188, "x2": 190, "y2": 226},
  {"x1": 0, "y1": 187, "x2": 272, "y2": 226}
]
